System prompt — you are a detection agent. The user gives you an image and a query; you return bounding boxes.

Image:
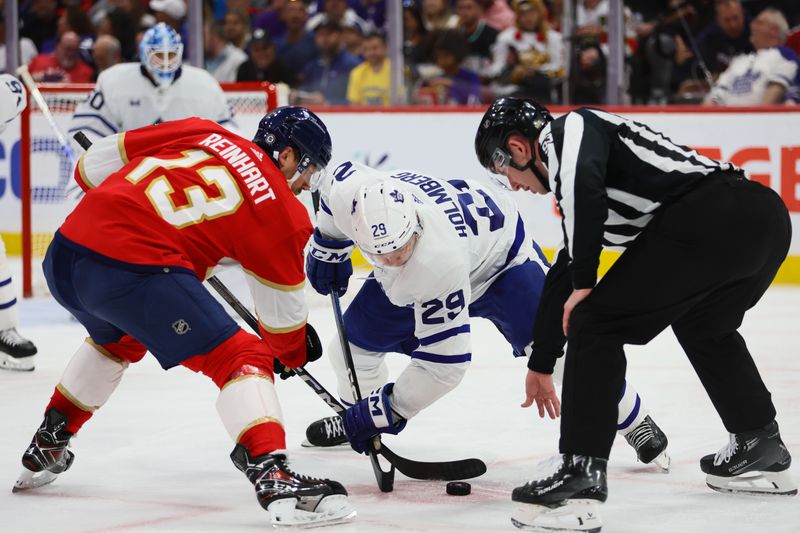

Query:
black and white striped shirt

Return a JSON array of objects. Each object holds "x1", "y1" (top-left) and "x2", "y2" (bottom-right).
[{"x1": 541, "y1": 107, "x2": 736, "y2": 289}]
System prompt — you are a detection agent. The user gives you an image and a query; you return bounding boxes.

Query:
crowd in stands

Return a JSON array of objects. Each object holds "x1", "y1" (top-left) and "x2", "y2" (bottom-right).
[{"x1": 7, "y1": 0, "x2": 800, "y2": 106}]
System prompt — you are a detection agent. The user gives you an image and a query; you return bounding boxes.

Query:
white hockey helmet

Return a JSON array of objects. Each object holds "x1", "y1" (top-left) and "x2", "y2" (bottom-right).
[{"x1": 351, "y1": 182, "x2": 422, "y2": 265}]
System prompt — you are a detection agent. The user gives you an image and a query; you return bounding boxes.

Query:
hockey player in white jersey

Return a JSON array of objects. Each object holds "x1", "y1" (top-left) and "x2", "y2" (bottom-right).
[
  {"x1": 67, "y1": 23, "x2": 233, "y2": 144},
  {"x1": 0, "y1": 74, "x2": 38, "y2": 370},
  {"x1": 304, "y1": 161, "x2": 669, "y2": 469}
]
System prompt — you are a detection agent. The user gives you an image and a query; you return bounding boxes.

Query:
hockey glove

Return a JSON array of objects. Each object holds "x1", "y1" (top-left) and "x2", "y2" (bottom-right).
[
  {"x1": 306, "y1": 228, "x2": 354, "y2": 297},
  {"x1": 275, "y1": 323, "x2": 323, "y2": 380},
  {"x1": 342, "y1": 383, "x2": 407, "y2": 454}
]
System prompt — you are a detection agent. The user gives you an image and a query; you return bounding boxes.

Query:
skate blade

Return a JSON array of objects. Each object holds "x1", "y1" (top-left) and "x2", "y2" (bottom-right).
[
  {"x1": 12, "y1": 467, "x2": 59, "y2": 492},
  {"x1": 269, "y1": 495, "x2": 356, "y2": 528},
  {"x1": 0, "y1": 354, "x2": 35, "y2": 371},
  {"x1": 511, "y1": 499, "x2": 603, "y2": 532},
  {"x1": 706, "y1": 470, "x2": 798, "y2": 496},
  {"x1": 652, "y1": 451, "x2": 670, "y2": 472}
]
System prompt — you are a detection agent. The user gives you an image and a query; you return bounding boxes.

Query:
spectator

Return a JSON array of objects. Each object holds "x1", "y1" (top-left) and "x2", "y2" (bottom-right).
[
  {"x1": 92, "y1": 34, "x2": 123, "y2": 80},
  {"x1": 275, "y1": 0, "x2": 319, "y2": 79},
  {"x1": 20, "y1": 0, "x2": 60, "y2": 54},
  {"x1": 28, "y1": 31, "x2": 94, "y2": 83},
  {"x1": 253, "y1": 0, "x2": 289, "y2": 39},
  {"x1": 342, "y1": 20, "x2": 366, "y2": 58},
  {"x1": 297, "y1": 21, "x2": 360, "y2": 105},
  {"x1": 149, "y1": 0, "x2": 187, "y2": 33},
  {"x1": 224, "y1": 8, "x2": 252, "y2": 50},
  {"x1": 57, "y1": 6, "x2": 96, "y2": 42},
  {"x1": 347, "y1": 32, "x2": 391, "y2": 105},
  {"x1": 353, "y1": 0, "x2": 386, "y2": 32},
  {"x1": 205, "y1": 20, "x2": 248, "y2": 82},
  {"x1": 695, "y1": 0, "x2": 753, "y2": 77},
  {"x1": 96, "y1": 8, "x2": 139, "y2": 62},
  {"x1": 488, "y1": 0, "x2": 564, "y2": 103},
  {"x1": 421, "y1": 0, "x2": 459, "y2": 31},
  {"x1": 706, "y1": 8, "x2": 798, "y2": 105},
  {"x1": 0, "y1": 13, "x2": 38, "y2": 71},
  {"x1": 456, "y1": 0, "x2": 499, "y2": 76},
  {"x1": 404, "y1": 3, "x2": 430, "y2": 68},
  {"x1": 236, "y1": 29, "x2": 297, "y2": 85},
  {"x1": 420, "y1": 30, "x2": 482, "y2": 105},
  {"x1": 307, "y1": 0, "x2": 370, "y2": 33},
  {"x1": 478, "y1": 0, "x2": 516, "y2": 32}
]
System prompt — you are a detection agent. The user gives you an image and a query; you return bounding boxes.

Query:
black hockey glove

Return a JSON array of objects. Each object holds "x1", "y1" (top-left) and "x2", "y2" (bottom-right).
[{"x1": 276, "y1": 323, "x2": 323, "y2": 380}]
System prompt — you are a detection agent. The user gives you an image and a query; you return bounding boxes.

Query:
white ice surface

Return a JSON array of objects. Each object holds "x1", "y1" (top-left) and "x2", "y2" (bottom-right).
[{"x1": 0, "y1": 266, "x2": 798, "y2": 533}]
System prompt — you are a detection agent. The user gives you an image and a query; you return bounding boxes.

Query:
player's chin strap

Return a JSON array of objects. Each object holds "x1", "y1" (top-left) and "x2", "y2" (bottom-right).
[{"x1": 508, "y1": 139, "x2": 550, "y2": 192}]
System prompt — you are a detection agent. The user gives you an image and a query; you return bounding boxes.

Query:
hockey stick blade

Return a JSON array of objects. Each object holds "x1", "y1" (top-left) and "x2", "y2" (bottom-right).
[
  {"x1": 379, "y1": 446, "x2": 486, "y2": 481},
  {"x1": 205, "y1": 277, "x2": 487, "y2": 483}
]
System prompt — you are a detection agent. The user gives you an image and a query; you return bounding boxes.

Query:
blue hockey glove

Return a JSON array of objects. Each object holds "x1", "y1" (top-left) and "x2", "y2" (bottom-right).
[
  {"x1": 342, "y1": 383, "x2": 407, "y2": 454},
  {"x1": 306, "y1": 228, "x2": 354, "y2": 297}
]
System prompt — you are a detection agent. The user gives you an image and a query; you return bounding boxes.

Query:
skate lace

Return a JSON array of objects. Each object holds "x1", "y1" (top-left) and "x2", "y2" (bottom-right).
[
  {"x1": 0, "y1": 328, "x2": 28, "y2": 347},
  {"x1": 527, "y1": 454, "x2": 566, "y2": 483},
  {"x1": 713, "y1": 434, "x2": 739, "y2": 466},
  {"x1": 625, "y1": 419, "x2": 655, "y2": 451},
  {"x1": 324, "y1": 416, "x2": 345, "y2": 440}
]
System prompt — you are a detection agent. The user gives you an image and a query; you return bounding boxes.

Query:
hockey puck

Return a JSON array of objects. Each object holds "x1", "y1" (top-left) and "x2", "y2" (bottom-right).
[{"x1": 446, "y1": 481, "x2": 471, "y2": 496}]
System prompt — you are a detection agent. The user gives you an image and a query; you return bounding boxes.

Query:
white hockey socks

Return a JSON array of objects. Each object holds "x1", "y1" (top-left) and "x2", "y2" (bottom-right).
[
  {"x1": 216, "y1": 375, "x2": 284, "y2": 443},
  {"x1": 616, "y1": 380, "x2": 647, "y2": 436},
  {"x1": 58, "y1": 341, "x2": 128, "y2": 412}
]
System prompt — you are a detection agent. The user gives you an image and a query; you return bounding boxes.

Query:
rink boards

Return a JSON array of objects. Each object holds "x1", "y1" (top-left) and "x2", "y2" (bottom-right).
[{"x1": 0, "y1": 106, "x2": 797, "y2": 282}]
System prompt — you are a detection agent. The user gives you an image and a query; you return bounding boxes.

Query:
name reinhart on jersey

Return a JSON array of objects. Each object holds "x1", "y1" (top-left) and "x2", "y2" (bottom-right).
[{"x1": 198, "y1": 133, "x2": 276, "y2": 204}]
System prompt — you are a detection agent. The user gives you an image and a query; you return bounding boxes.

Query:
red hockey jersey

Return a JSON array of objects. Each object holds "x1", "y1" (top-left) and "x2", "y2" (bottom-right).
[{"x1": 61, "y1": 117, "x2": 312, "y2": 367}]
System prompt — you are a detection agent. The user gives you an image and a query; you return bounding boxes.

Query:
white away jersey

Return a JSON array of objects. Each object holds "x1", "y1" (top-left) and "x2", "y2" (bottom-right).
[
  {"x1": 67, "y1": 63, "x2": 234, "y2": 145},
  {"x1": 317, "y1": 161, "x2": 544, "y2": 417},
  {"x1": 0, "y1": 74, "x2": 26, "y2": 132},
  {"x1": 709, "y1": 47, "x2": 799, "y2": 105}
]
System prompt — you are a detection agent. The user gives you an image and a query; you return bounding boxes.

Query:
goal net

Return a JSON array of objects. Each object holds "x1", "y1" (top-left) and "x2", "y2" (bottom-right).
[{"x1": 19, "y1": 81, "x2": 284, "y2": 297}]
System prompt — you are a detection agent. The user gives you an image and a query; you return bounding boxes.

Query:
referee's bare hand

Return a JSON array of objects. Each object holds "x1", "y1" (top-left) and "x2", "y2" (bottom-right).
[
  {"x1": 521, "y1": 369, "x2": 561, "y2": 419},
  {"x1": 562, "y1": 288, "x2": 593, "y2": 336}
]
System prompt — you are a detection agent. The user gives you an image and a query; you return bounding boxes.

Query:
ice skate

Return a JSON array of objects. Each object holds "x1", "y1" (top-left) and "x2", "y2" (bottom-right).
[
  {"x1": 13, "y1": 408, "x2": 75, "y2": 492},
  {"x1": 623, "y1": 415, "x2": 670, "y2": 471},
  {"x1": 301, "y1": 415, "x2": 348, "y2": 448},
  {"x1": 230, "y1": 444, "x2": 356, "y2": 528},
  {"x1": 511, "y1": 454, "x2": 607, "y2": 532},
  {"x1": 701, "y1": 420, "x2": 796, "y2": 496},
  {"x1": 0, "y1": 328, "x2": 37, "y2": 371}
]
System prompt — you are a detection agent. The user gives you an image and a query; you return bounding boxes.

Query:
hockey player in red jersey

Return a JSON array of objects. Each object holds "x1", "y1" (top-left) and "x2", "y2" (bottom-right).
[{"x1": 13, "y1": 107, "x2": 356, "y2": 527}]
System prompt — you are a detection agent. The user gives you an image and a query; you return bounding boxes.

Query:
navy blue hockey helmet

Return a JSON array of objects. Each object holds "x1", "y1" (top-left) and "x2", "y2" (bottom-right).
[
  {"x1": 474, "y1": 97, "x2": 553, "y2": 175},
  {"x1": 253, "y1": 106, "x2": 333, "y2": 187}
]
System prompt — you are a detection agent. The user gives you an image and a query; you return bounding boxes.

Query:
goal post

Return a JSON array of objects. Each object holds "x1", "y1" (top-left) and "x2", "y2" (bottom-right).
[{"x1": 18, "y1": 81, "x2": 286, "y2": 297}]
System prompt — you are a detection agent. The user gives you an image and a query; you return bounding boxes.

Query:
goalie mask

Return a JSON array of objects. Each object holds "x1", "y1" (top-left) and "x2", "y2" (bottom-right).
[
  {"x1": 139, "y1": 23, "x2": 184, "y2": 88},
  {"x1": 351, "y1": 183, "x2": 422, "y2": 268},
  {"x1": 253, "y1": 106, "x2": 332, "y2": 192}
]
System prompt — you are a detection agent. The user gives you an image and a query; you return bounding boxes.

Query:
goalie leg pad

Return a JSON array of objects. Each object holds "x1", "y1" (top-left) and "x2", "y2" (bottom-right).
[{"x1": 216, "y1": 373, "x2": 285, "y2": 446}]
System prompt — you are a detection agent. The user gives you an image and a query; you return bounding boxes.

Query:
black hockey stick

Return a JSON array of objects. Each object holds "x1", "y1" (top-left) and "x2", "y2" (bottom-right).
[
  {"x1": 72, "y1": 131, "x2": 485, "y2": 482},
  {"x1": 329, "y1": 292, "x2": 395, "y2": 492},
  {"x1": 205, "y1": 276, "x2": 486, "y2": 482}
]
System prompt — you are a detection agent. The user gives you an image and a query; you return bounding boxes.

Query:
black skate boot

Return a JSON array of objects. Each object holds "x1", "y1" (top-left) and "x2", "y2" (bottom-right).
[
  {"x1": 623, "y1": 415, "x2": 670, "y2": 471},
  {"x1": 302, "y1": 415, "x2": 347, "y2": 447},
  {"x1": 13, "y1": 408, "x2": 76, "y2": 492},
  {"x1": 230, "y1": 444, "x2": 355, "y2": 527},
  {"x1": 700, "y1": 420, "x2": 796, "y2": 496},
  {"x1": 511, "y1": 454, "x2": 607, "y2": 532},
  {"x1": 0, "y1": 328, "x2": 37, "y2": 371}
]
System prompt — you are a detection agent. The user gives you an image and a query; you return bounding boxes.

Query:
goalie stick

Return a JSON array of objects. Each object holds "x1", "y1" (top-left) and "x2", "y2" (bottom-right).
[{"x1": 71, "y1": 131, "x2": 487, "y2": 483}]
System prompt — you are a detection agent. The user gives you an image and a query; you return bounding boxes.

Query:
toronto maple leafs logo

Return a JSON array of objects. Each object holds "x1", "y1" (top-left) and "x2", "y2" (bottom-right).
[{"x1": 389, "y1": 189, "x2": 404, "y2": 203}]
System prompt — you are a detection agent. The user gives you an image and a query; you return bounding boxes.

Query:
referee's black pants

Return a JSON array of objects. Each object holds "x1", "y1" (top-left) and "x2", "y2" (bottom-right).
[{"x1": 559, "y1": 173, "x2": 792, "y2": 459}]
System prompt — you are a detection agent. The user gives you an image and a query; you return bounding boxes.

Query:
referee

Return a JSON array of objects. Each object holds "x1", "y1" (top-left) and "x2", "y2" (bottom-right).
[{"x1": 475, "y1": 98, "x2": 795, "y2": 530}]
